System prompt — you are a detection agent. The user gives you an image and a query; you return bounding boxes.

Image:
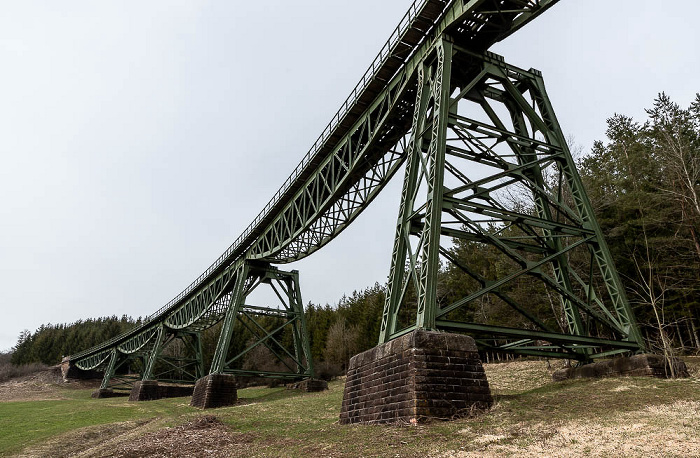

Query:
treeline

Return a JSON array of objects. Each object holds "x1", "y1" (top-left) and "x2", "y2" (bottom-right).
[
  {"x1": 579, "y1": 93, "x2": 700, "y2": 352},
  {"x1": 6, "y1": 287, "x2": 386, "y2": 378},
  {"x1": 8, "y1": 93, "x2": 699, "y2": 371},
  {"x1": 11, "y1": 316, "x2": 139, "y2": 366}
]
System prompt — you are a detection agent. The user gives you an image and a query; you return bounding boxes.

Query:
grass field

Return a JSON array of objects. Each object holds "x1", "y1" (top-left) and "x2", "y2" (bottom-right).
[{"x1": 1, "y1": 358, "x2": 699, "y2": 457}]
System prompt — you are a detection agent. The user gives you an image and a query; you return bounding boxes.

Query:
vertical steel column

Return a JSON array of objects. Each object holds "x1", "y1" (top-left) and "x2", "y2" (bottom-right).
[
  {"x1": 416, "y1": 38, "x2": 453, "y2": 330},
  {"x1": 100, "y1": 348, "x2": 119, "y2": 389},
  {"x1": 210, "y1": 261, "x2": 249, "y2": 374},
  {"x1": 290, "y1": 270, "x2": 314, "y2": 376},
  {"x1": 380, "y1": 64, "x2": 430, "y2": 343},
  {"x1": 194, "y1": 331, "x2": 205, "y2": 379},
  {"x1": 380, "y1": 37, "x2": 453, "y2": 342},
  {"x1": 141, "y1": 325, "x2": 165, "y2": 380}
]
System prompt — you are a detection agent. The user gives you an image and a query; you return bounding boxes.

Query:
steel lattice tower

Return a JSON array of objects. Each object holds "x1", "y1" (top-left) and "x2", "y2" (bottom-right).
[{"x1": 379, "y1": 40, "x2": 643, "y2": 360}]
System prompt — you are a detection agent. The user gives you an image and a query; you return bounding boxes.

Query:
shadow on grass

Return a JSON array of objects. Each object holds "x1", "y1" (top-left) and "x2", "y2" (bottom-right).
[{"x1": 238, "y1": 386, "x2": 305, "y2": 403}]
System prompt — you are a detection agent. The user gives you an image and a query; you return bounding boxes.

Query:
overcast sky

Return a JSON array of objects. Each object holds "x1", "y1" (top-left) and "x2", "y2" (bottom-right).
[{"x1": 1, "y1": 1, "x2": 698, "y2": 352}]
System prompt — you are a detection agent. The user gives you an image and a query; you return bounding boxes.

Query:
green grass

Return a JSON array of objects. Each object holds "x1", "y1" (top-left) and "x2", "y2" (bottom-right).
[
  {"x1": 1, "y1": 358, "x2": 699, "y2": 457},
  {"x1": 0, "y1": 389, "x2": 194, "y2": 455}
]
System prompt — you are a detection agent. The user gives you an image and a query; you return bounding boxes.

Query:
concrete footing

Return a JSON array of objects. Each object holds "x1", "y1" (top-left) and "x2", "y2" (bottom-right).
[
  {"x1": 339, "y1": 330, "x2": 492, "y2": 424},
  {"x1": 553, "y1": 354, "x2": 689, "y2": 381},
  {"x1": 91, "y1": 388, "x2": 129, "y2": 398},
  {"x1": 128, "y1": 381, "x2": 194, "y2": 401},
  {"x1": 190, "y1": 374, "x2": 238, "y2": 409},
  {"x1": 286, "y1": 379, "x2": 328, "y2": 392}
]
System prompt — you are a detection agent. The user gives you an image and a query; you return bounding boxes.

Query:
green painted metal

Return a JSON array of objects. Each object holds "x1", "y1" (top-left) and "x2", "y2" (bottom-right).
[
  {"x1": 378, "y1": 41, "x2": 644, "y2": 359},
  {"x1": 148, "y1": 331, "x2": 204, "y2": 384},
  {"x1": 99, "y1": 348, "x2": 140, "y2": 391},
  {"x1": 211, "y1": 263, "x2": 314, "y2": 379},
  {"x1": 67, "y1": 0, "x2": 641, "y2": 386},
  {"x1": 141, "y1": 325, "x2": 164, "y2": 381},
  {"x1": 93, "y1": 326, "x2": 205, "y2": 390}
]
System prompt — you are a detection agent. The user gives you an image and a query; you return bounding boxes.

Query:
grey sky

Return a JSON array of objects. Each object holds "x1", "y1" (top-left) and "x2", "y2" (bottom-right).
[{"x1": 1, "y1": 1, "x2": 698, "y2": 352}]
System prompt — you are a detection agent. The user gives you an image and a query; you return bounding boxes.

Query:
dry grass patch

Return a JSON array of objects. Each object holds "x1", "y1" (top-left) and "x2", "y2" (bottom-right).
[
  {"x1": 16, "y1": 419, "x2": 155, "y2": 458},
  {"x1": 100, "y1": 415, "x2": 253, "y2": 458},
  {"x1": 483, "y1": 359, "x2": 564, "y2": 395},
  {"x1": 438, "y1": 400, "x2": 700, "y2": 457},
  {"x1": 0, "y1": 367, "x2": 76, "y2": 402}
]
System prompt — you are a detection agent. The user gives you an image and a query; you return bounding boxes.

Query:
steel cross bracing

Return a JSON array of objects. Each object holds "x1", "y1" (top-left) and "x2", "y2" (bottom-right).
[
  {"x1": 81, "y1": 263, "x2": 313, "y2": 390},
  {"x1": 69, "y1": 0, "x2": 623, "y2": 385},
  {"x1": 378, "y1": 41, "x2": 644, "y2": 360},
  {"x1": 208, "y1": 263, "x2": 314, "y2": 380}
]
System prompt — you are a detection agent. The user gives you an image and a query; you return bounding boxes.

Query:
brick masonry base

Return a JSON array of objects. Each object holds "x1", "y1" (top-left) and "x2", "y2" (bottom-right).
[
  {"x1": 128, "y1": 381, "x2": 195, "y2": 401},
  {"x1": 339, "y1": 330, "x2": 492, "y2": 424},
  {"x1": 553, "y1": 354, "x2": 689, "y2": 381},
  {"x1": 190, "y1": 374, "x2": 238, "y2": 409}
]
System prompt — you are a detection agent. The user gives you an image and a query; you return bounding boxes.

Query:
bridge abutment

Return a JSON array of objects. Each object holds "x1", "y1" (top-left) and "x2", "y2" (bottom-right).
[
  {"x1": 60, "y1": 357, "x2": 101, "y2": 382},
  {"x1": 340, "y1": 330, "x2": 492, "y2": 424}
]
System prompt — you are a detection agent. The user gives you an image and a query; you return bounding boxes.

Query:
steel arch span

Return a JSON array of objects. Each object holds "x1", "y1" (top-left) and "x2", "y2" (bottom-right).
[{"x1": 66, "y1": 0, "x2": 643, "y2": 391}]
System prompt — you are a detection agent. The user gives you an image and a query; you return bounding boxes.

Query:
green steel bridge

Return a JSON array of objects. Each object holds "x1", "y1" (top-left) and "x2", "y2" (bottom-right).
[{"x1": 67, "y1": 0, "x2": 644, "y2": 391}]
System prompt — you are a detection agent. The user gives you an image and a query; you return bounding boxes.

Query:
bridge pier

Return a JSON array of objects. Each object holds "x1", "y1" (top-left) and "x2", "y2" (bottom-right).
[
  {"x1": 190, "y1": 374, "x2": 238, "y2": 409},
  {"x1": 128, "y1": 380, "x2": 195, "y2": 401},
  {"x1": 340, "y1": 330, "x2": 492, "y2": 424}
]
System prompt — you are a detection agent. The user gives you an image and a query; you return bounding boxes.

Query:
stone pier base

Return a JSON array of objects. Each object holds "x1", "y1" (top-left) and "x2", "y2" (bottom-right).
[
  {"x1": 128, "y1": 381, "x2": 194, "y2": 401},
  {"x1": 553, "y1": 354, "x2": 689, "y2": 381},
  {"x1": 190, "y1": 374, "x2": 238, "y2": 409},
  {"x1": 339, "y1": 330, "x2": 492, "y2": 424}
]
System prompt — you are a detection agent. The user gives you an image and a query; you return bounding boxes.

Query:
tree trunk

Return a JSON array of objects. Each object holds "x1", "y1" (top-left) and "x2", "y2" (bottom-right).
[{"x1": 691, "y1": 315, "x2": 700, "y2": 351}]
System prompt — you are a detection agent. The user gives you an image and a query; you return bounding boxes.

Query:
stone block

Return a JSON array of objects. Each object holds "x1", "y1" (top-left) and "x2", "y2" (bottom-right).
[
  {"x1": 129, "y1": 380, "x2": 161, "y2": 401},
  {"x1": 190, "y1": 374, "x2": 238, "y2": 409},
  {"x1": 339, "y1": 330, "x2": 492, "y2": 425}
]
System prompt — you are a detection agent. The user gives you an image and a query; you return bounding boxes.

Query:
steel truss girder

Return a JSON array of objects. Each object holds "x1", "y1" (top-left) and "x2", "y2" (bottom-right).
[
  {"x1": 247, "y1": 1, "x2": 559, "y2": 265},
  {"x1": 379, "y1": 38, "x2": 644, "y2": 360},
  {"x1": 210, "y1": 262, "x2": 314, "y2": 380}
]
